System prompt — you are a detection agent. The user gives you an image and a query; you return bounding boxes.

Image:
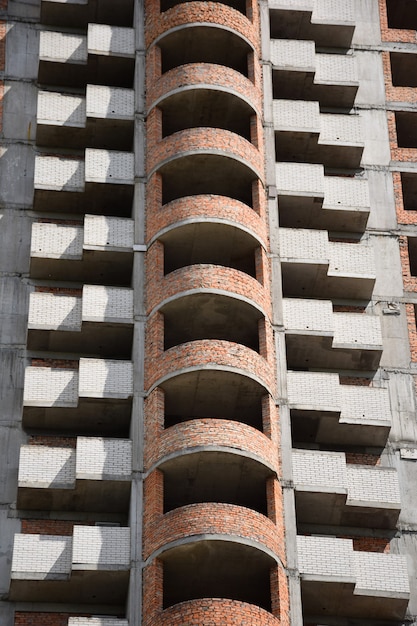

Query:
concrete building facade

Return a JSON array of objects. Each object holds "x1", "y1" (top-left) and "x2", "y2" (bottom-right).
[{"x1": 1, "y1": 0, "x2": 417, "y2": 624}]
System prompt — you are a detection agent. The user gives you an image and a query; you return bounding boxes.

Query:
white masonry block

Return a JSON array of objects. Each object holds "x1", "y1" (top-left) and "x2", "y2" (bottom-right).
[
  {"x1": 28, "y1": 291, "x2": 82, "y2": 331},
  {"x1": 297, "y1": 535, "x2": 355, "y2": 581},
  {"x1": 69, "y1": 620, "x2": 129, "y2": 626},
  {"x1": 86, "y1": 85, "x2": 134, "y2": 120},
  {"x1": 323, "y1": 176, "x2": 369, "y2": 211},
  {"x1": 279, "y1": 228, "x2": 328, "y2": 262},
  {"x1": 328, "y1": 241, "x2": 375, "y2": 279},
  {"x1": 39, "y1": 30, "x2": 87, "y2": 64},
  {"x1": 23, "y1": 366, "x2": 79, "y2": 407},
  {"x1": 273, "y1": 100, "x2": 320, "y2": 133},
  {"x1": 292, "y1": 449, "x2": 347, "y2": 493},
  {"x1": 78, "y1": 358, "x2": 133, "y2": 399},
  {"x1": 319, "y1": 113, "x2": 362, "y2": 146},
  {"x1": 37, "y1": 91, "x2": 86, "y2": 128},
  {"x1": 287, "y1": 371, "x2": 341, "y2": 412},
  {"x1": 347, "y1": 466, "x2": 401, "y2": 507},
  {"x1": 340, "y1": 385, "x2": 392, "y2": 426},
  {"x1": 82, "y1": 285, "x2": 133, "y2": 324},
  {"x1": 31, "y1": 222, "x2": 83, "y2": 259},
  {"x1": 333, "y1": 313, "x2": 382, "y2": 349},
  {"x1": 315, "y1": 53, "x2": 358, "y2": 85},
  {"x1": 83, "y1": 215, "x2": 134, "y2": 250},
  {"x1": 76, "y1": 437, "x2": 132, "y2": 480},
  {"x1": 270, "y1": 39, "x2": 315, "y2": 71},
  {"x1": 72, "y1": 526, "x2": 130, "y2": 569},
  {"x1": 87, "y1": 24, "x2": 135, "y2": 58},
  {"x1": 85, "y1": 149, "x2": 134, "y2": 185},
  {"x1": 283, "y1": 298, "x2": 334, "y2": 334},
  {"x1": 353, "y1": 552, "x2": 410, "y2": 597},
  {"x1": 313, "y1": 0, "x2": 355, "y2": 24},
  {"x1": 18, "y1": 445, "x2": 76, "y2": 489},
  {"x1": 11, "y1": 534, "x2": 72, "y2": 579},
  {"x1": 34, "y1": 155, "x2": 85, "y2": 192},
  {"x1": 276, "y1": 162, "x2": 324, "y2": 197}
]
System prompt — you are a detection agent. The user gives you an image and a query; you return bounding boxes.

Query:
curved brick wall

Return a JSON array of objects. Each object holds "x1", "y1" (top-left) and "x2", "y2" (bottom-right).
[
  {"x1": 147, "y1": 194, "x2": 267, "y2": 244},
  {"x1": 145, "y1": 1, "x2": 259, "y2": 51},
  {"x1": 147, "y1": 127, "x2": 263, "y2": 178},
  {"x1": 147, "y1": 63, "x2": 261, "y2": 113},
  {"x1": 144, "y1": 502, "x2": 280, "y2": 559},
  {"x1": 145, "y1": 338, "x2": 275, "y2": 393},
  {"x1": 147, "y1": 264, "x2": 270, "y2": 316},
  {"x1": 146, "y1": 417, "x2": 278, "y2": 471},
  {"x1": 151, "y1": 598, "x2": 282, "y2": 625}
]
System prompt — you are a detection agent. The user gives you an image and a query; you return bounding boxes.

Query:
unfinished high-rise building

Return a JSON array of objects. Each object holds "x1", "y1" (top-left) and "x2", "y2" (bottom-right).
[{"x1": 1, "y1": 0, "x2": 417, "y2": 624}]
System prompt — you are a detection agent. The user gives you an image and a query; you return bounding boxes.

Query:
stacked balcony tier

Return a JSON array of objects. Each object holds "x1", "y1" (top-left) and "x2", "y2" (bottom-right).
[
  {"x1": 10, "y1": 526, "x2": 130, "y2": 605},
  {"x1": 297, "y1": 535, "x2": 409, "y2": 620},
  {"x1": 17, "y1": 437, "x2": 132, "y2": 511}
]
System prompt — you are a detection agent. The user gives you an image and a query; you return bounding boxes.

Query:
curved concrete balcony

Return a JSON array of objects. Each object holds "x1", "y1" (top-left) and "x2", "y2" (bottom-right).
[
  {"x1": 152, "y1": 598, "x2": 280, "y2": 626},
  {"x1": 271, "y1": 39, "x2": 358, "y2": 107},
  {"x1": 34, "y1": 150, "x2": 134, "y2": 213},
  {"x1": 144, "y1": 502, "x2": 279, "y2": 559},
  {"x1": 27, "y1": 285, "x2": 133, "y2": 356},
  {"x1": 274, "y1": 99, "x2": 363, "y2": 168},
  {"x1": 146, "y1": 340, "x2": 275, "y2": 397},
  {"x1": 22, "y1": 358, "x2": 133, "y2": 434},
  {"x1": 148, "y1": 63, "x2": 261, "y2": 121},
  {"x1": 30, "y1": 215, "x2": 134, "y2": 284},
  {"x1": 276, "y1": 163, "x2": 370, "y2": 232},
  {"x1": 279, "y1": 228, "x2": 375, "y2": 299},
  {"x1": 148, "y1": 265, "x2": 268, "y2": 317},
  {"x1": 10, "y1": 526, "x2": 130, "y2": 604},
  {"x1": 39, "y1": 25, "x2": 135, "y2": 88},
  {"x1": 292, "y1": 449, "x2": 401, "y2": 528},
  {"x1": 145, "y1": 2, "x2": 258, "y2": 55},
  {"x1": 269, "y1": 0, "x2": 355, "y2": 48},
  {"x1": 283, "y1": 298, "x2": 382, "y2": 370},
  {"x1": 297, "y1": 535, "x2": 410, "y2": 620},
  {"x1": 37, "y1": 86, "x2": 134, "y2": 150},
  {"x1": 17, "y1": 437, "x2": 132, "y2": 512},
  {"x1": 287, "y1": 371, "x2": 392, "y2": 447},
  {"x1": 146, "y1": 418, "x2": 278, "y2": 472},
  {"x1": 147, "y1": 195, "x2": 267, "y2": 245}
]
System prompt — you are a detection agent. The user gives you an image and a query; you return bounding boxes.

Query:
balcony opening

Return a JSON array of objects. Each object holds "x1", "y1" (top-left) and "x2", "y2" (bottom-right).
[
  {"x1": 390, "y1": 52, "x2": 417, "y2": 87},
  {"x1": 408, "y1": 237, "x2": 417, "y2": 276},
  {"x1": 161, "y1": 370, "x2": 264, "y2": 430},
  {"x1": 160, "y1": 0, "x2": 247, "y2": 15},
  {"x1": 159, "y1": 27, "x2": 251, "y2": 77},
  {"x1": 386, "y1": 0, "x2": 417, "y2": 30},
  {"x1": 395, "y1": 111, "x2": 417, "y2": 147},
  {"x1": 162, "y1": 540, "x2": 273, "y2": 611},
  {"x1": 38, "y1": 56, "x2": 135, "y2": 91},
  {"x1": 162, "y1": 223, "x2": 257, "y2": 277},
  {"x1": 161, "y1": 155, "x2": 256, "y2": 207},
  {"x1": 41, "y1": 0, "x2": 134, "y2": 28},
  {"x1": 163, "y1": 294, "x2": 261, "y2": 351},
  {"x1": 161, "y1": 91, "x2": 253, "y2": 142},
  {"x1": 269, "y1": 9, "x2": 354, "y2": 48},
  {"x1": 162, "y1": 451, "x2": 270, "y2": 514},
  {"x1": 401, "y1": 172, "x2": 417, "y2": 210}
]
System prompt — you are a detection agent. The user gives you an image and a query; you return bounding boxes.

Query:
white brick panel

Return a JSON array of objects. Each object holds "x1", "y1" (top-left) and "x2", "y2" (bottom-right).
[
  {"x1": 31, "y1": 223, "x2": 83, "y2": 259},
  {"x1": 279, "y1": 228, "x2": 328, "y2": 261},
  {"x1": 82, "y1": 286, "x2": 133, "y2": 323},
  {"x1": 87, "y1": 24, "x2": 135, "y2": 58},
  {"x1": 11, "y1": 534, "x2": 72, "y2": 578},
  {"x1": 313, "y1": 0, "x2": 355, "y2": 24},
  {"x1": 319, "y1": 113, "x2": 362, "y2": 145},
  {"x1": 315, "y1": 53, "x2": 358, "y2": 85},
  {"x1": 28, "y1": 292, "x2": 82, "y2": 331},
  {"x1": 273, "y1": 99, "x2": 320, "y2": 133},
  {"x1": 18, "y1": 445, "x2": 76, "y2": 488},
  {"x1": 347, "y1": 466, "x2": 401, "y2": 507},
  {"x1": 292, "y1": 449, "x2": 347, "y2": 491},
  {"x1": 269, "y1": 0, "x2": 313, "y2": 10},
  {"x1": 76, "y1": 437, "x2": 132, "y2": 479},
  {"x1": 78, "y1": 358, "x2": 133, "y2": 398},
  {"x1": 34, "y1": 156, "x2": 85, "y2": 191},
  {"x1": 85, "y1": 149, "x2": 134, "y2": 185},
  {"x1": 23, "y1": 367, "x2": 79, "y2": 407},
  {"x1": 39, "y1": 30, "x2": 87, "y2": 63},
  {"x1": 37, "y1": 91, "x2": 86, "y2": 128},
  {"x1": 287, "y1": 371, "x2": 341, "y2": 411},
  {"x1": 333, "y1": 313, "x2": 382, "y2": 348},
  {"x1": 83, "y1": 215, "x2": 134, "y2": 250},
  {"x1": 340, "y1": 386, "x2": 391, "y2": 425},
  {"x1": 354, "y1": 552, "x2": 410, "y2": 596},
  {"x1": 276, "y1": 162, "x2": 324, "y2": 196},
  {"x1": 86, "y1": 85, "x2": 134, "y2": 120},
  {"x1": 270, "y1": 39, "x2": 315, "y2": 70},
  {"x1": 297, "y1": 535, "x2": 354, "y2": 580},
  {"x1": 328, "y1": 241, "x2": 375, "y2": 278},
  {"x1": 72, "y1": 526, "x2": 130, "y2": 568},
  {"x1": 283, "y1": 298, "x2": 334, "y2": 333},
  {"x1": 323, "y1": 177, "x2": 369, "y2": 210}
]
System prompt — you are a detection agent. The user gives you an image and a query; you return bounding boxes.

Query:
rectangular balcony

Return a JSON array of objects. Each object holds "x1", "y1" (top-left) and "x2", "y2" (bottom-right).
[
  {"x1": 292, "y1": 449, "x2": 401, "y2": 527},
  {"x1": 17, "y1": 437, "x2": 132, "y2": 512},
  {"x1": 274, "y1": 100, "x2": 363, "y2": 168},
  {"x1": 10, "y1": 526, "x2": 130, "y2": 605},
  {"x1": 276, "y1": 163, "x2": 369, "y2": 232},
  {"x1": 271, "y1": 39, "x2": 358, "y2": 107},
  {"x1": 269, "y1": 0, "x2": 355, "y2": 48},
  {"x1": 69, "y1": 620, "x2": 128, "y2": 626},
  {"x1": 23, "y1": 359, "x2": 133, "y2": 435},
  {"x1": 297, "y1": 535, "x2": 409, "y2": 620},
  {"x1": 287, "y1": 371, "x2": 391, "y2": 447},
  {"x1": 283, "y1": 298, "x2": 382, "y2": 370},
  {"x1": 279, "y1": 228, "x2": 375, "y2": 299},
  {"x1": 38, "y1": 26, "x2": 135, "y2": 89},
  {"x1": 37, "y1": 86, "x2": 134, "y2": 150},
  {"x1": 30, "y1": 216, "x2": 134, "y2": 285}
]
